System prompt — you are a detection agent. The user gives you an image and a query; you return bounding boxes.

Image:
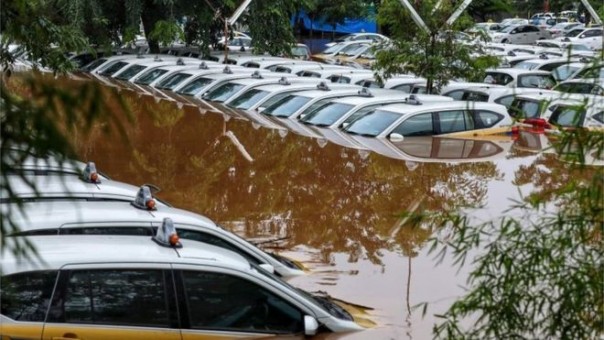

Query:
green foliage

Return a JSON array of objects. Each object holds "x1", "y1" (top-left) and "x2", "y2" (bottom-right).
[
  {"x1": 148, "y1": 19, "x2": 184, "y2": 47},
  {"x1": 244, "y1": 0, "x2": 298, "y2": 56},
  {"x1": 374, "y1": 0, "x2": 499, "y2": 92}
]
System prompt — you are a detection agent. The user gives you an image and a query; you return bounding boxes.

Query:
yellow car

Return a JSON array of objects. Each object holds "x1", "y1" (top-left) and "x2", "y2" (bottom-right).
[{"x1": 1, "y1": 223, "x2": 368, "y2": 339}]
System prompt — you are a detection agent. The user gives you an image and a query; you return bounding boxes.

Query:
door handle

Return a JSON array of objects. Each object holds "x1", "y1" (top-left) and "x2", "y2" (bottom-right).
[{"x1": 52, "y1": 333, "x2": 81, "y2": 340}]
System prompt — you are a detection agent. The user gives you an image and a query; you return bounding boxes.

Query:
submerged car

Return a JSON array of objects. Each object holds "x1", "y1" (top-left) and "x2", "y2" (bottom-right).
[
  {"x1": 1, "y1": 233, "x2": 366, "y2": 339},
  {"x1": 341, "y1": 100, "x2": 514, "y2": 139},
  {"x1": 2, "y1": 189, "x2": 305, "y2": 278}
]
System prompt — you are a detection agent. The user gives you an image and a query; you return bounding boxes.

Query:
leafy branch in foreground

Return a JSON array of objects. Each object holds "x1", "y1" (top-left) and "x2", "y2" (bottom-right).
[
  {"x1": 1, "y1": 74, "x2": 133, "y2": 259},
  {"x1": 419, "y1": 129, "x2": 603, "y2": 339}
]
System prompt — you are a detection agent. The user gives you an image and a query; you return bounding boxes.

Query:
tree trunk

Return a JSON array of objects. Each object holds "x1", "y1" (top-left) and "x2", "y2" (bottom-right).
[{"x1": 140, "y1": 0, "x2": 168, "y2": 54}]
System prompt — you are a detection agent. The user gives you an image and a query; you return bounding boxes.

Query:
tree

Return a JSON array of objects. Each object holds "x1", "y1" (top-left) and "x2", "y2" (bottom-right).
[{"x1": 373, "y1": 0, "x2": 499, "y2": 93}]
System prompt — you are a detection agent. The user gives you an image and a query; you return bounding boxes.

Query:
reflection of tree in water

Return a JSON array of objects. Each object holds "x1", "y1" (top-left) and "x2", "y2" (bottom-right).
[{"x1": 77, "y1": 90, "x2": 504, "y2": 264}]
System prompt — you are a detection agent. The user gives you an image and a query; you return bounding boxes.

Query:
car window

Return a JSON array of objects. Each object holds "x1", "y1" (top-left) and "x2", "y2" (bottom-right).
[
  {"x1": 437, "y1": 110, "x2": 474, "y2": 134},
  {"x1": 593, "y1": 112, "x2": 604, "y2": 124},
  {"x1": 391, "y1": 113, "x2": 434, "y2": 137},
  {"x1": 464, "y1": 92, "x2": 489, "y2": 102},
  {"x1": 494, "y1": 95, "x2": 515, "y2": 108},
  {"x1": 444, "y1": 90, "x2": 465, "y2": 100},
  {"x1": 508, "y1": 99, "x2": 542, "y2": 119},
  {"x1": 390, "y1": 84, "x2": 413, "y2": 93},
  {"x1": 474, "y1": 110, "x2": 504, "y2": 128},
  {"x1": 1, "y1": 271, "x2": 58, "y2": 321},
  {"x1": 181, "y1": 271, "x2": 304, "y2": 333},
  {"x1": 548, "y1": 105, "x2": 585, "y2": 127},
  {"x1": 485, "y1": 73, "x2": 513, "y2": 85},
  {"x1": 47, "y1": 269, "x2": 174, "y2": 328},
  {"x1": 177, "y1": 229, "x2": 262, "y2": 266}
]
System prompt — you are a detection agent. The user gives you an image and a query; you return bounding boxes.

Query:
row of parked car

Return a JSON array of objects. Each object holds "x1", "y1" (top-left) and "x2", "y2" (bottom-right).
[
  {"x1": 77, "y1": 43, "x2": 602, "y2": 144},
  {"x1": 1, "y1": 148, "x2": 373, "y2": 338}
]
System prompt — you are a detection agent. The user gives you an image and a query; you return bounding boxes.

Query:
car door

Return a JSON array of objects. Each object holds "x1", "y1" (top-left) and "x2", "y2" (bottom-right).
[
  {"x1": 175, "y1": 266, "x2": 308, "y2": 339},
  {"x1": 42, "y1": 265, "x2": 181, "y2": 340}
]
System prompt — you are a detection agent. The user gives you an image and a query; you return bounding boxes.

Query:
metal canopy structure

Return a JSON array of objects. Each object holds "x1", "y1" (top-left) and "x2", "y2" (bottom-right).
[{"x1": 399, "y1": 0, "x2": 603, "y2": 31}]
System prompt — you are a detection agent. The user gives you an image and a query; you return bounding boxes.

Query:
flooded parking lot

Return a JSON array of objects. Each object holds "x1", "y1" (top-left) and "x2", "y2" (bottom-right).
[{"x1": 64, "y1": 78, "x2": 597, "y2": 339}]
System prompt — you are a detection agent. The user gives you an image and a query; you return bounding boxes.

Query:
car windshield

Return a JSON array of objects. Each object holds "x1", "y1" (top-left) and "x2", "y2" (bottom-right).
[
  {"x1": 203, "y1": 83, "x2": 245, "y2": 102},
  {"x1": 343, "y1": 109, "x2": 401, "y2": 136},
  {"x1": 156, "y1": 73, "x2": 193, "y2": 90},
  {"x1": 114, "y1": 65, "x2": 146, "y2": 80},
  {"x1": 262, "y1": 95, "x2": 313, "y2": 117},
  {"x1": 300, "y1": 102, "x2": 355, "y2": 126},
  {"x1": 135, "y1": 69, "x2": 169, "y2": 85},
  {"x1": 517, "y1": 74, "x2": 557, "y2": 89},
  {"x1": 176, "y1": 77, "x2": 213, "y2": 95},
  {"x1": 228, "y1": 89, "x2": 269, "y2": 109}
]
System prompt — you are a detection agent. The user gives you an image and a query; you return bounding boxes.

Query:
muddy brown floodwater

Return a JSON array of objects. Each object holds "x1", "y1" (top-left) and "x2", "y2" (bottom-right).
[{"x1": 62, "y1": 76, "x2": 596, "y2": 339}]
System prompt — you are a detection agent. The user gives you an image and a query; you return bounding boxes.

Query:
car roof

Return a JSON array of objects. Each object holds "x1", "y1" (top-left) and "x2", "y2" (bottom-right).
[
  {"x1": 249, "y1": 81, "x2": 357, "y2": 93},
  {"x1": 1, "y1": 235, "x2": 250, "y2": 275},
  {"x1": 376, "y1": 101, "x2": 508, "y2": 115},
  {"x1": 487, "y1": 68, "x2": 553, "y2": 76},
  {"x1": 328, "y1": 90, "x2": 453, "y2": 105},
  {"x1": 2, "y1": 175, "x2": 167, "y2": 205},
  {"x1": 277, "y1": 85, "x2": 362, "y2": 99},
  {"x1": 2, "y1": 200, "x2": 217, "y2": 233}
]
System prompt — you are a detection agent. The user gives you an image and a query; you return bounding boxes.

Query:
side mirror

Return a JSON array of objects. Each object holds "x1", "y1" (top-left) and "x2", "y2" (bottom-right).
[
  {"x1": 304, "y1": 315, "x2": 319, "y2": 336},
  {"x1": 258, "y1": 263, "x2": 275, "y2": 274},
  {"x1": 389, "y1": 133, "x2": 404, "y2": 141}
]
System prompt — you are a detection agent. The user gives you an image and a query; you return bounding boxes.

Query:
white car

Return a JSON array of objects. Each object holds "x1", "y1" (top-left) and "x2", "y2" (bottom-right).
[
  {"x1": 562, "y1": 27, "x2": 603, "y2": 51},
  {"x1": 341, "y1": 101, "x2": 513, "y2": 139},
  {"x1": 324, "y1": 32, "x2": 389, "y2": 47},
  {"x1": 490, "y1": 24, "x2": 551, "y2": 45},
  {"x1": 1, "y1": 233, "x2": 364, "y2": 339}
]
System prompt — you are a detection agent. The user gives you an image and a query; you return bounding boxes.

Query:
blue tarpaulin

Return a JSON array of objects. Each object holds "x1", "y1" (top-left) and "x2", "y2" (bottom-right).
[{"x1": 293, "y1": 11, "x2": 377, "y2": 34}]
